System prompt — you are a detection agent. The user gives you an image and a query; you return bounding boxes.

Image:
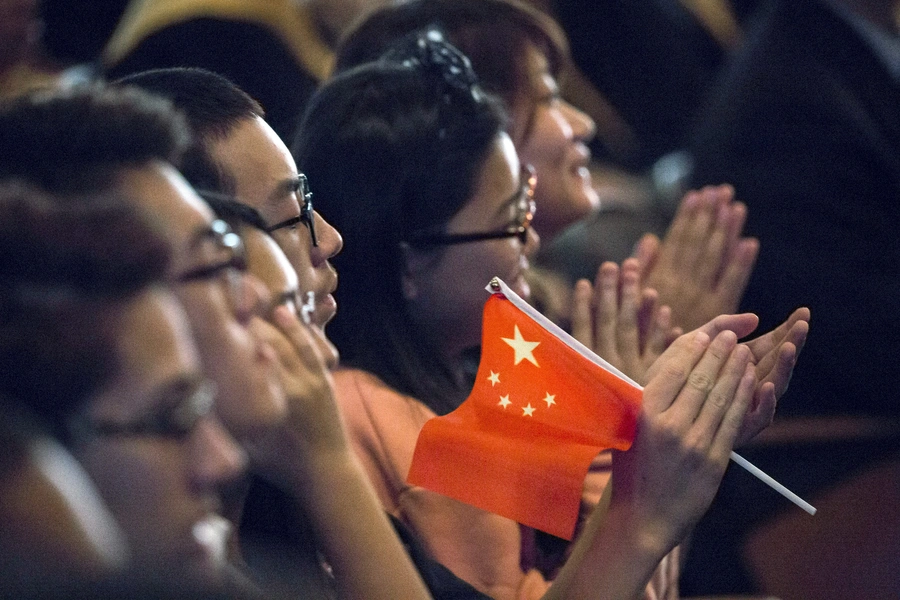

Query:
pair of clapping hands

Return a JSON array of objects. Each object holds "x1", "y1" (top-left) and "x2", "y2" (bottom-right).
[
  {"x1": 572, "y1": 184, "x2": 810, "y2": 448},
  {"x1": 567, "y1": 185, "x2": 809, "y2": 565}
]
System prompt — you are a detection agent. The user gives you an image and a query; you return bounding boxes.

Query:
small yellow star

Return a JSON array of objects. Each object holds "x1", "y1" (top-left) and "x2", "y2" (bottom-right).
[
  {"x1": 501, "y1": 325, "x2": 540, "y2": 367},
  {"x1": 498, "y1": 395, "x2": 512, "y2": 409},
  {"x1": 522, "y1": 403, "x2": 536, "y2": 417},
  {"x1": 487, "y1": 371, "x2": 501, "y2": 386},
  {"x1": 543, "y1": 393, "x2": 556, "y2": 408}
]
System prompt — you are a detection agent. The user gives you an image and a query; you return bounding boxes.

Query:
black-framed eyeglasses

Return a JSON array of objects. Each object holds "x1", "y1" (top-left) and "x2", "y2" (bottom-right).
[
  {"x1": 175, "y1": 219, "x2": 248, "y2": 306},
  {"x1": 69, "y1": 380, "x2": 216, "y2": 441},
  {"x1": 405, "y1": 164, "x2": 537, "y2": 247},
  {"x1": 265, "y1": 173, "x2": 318, "y2": 247}
]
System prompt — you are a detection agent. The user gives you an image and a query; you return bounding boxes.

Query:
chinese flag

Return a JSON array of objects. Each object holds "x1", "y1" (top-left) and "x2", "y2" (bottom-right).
[{"x1": 407, "y1": 279, "x2": 643, "y2": 540}]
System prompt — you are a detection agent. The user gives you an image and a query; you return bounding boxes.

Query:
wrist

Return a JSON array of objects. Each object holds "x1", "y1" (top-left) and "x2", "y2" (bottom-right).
[{"x1": 602, "y1": 500, "x2": 678, "y2": 562}]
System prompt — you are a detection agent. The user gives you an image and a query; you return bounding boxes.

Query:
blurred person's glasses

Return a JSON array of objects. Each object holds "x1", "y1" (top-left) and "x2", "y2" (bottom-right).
[
  {"x1": 265, "y1": 173, "x2": 318, "y2": 247},
  {"x1": 176, "y1": 219, "x2": 249, "y2": 309},
  {"x1": 406, "y1": 165, "x2": 536, "y2": 247},
  {"x1": 70, "y1": 380, "x2": 216, "y2": 441}
]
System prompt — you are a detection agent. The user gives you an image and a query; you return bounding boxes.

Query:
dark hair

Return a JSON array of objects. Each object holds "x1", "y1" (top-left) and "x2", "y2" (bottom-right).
[
  {"x1": 0, "y1": 84, "x2": 190, "y2": 195},
  {"x1": 200, "y1": 190, "x2": 269, "y2": 232},
  {"x1": 294, "y1": 33, "x2": 506, "y2": 414},
  {"x1": 335, "y1": 0, "x2": 567, "y2": 136},
  {"x1": 115, "y1": 68, "x2": 265, "y2": 194},
  {"x1": 0, "y1": 181, "x2": 171, "y2": 443}
]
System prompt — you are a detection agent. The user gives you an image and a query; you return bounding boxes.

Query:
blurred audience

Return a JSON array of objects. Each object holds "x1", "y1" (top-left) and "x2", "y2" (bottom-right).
[
  {"x1": 545, "y1": 0, "x2": 763, "y2": 171},
  {"x1": 0, "y1": 0, "x2": 61, "y2": 98},
  {"x1": 104, "y1": 0, "x2": 394, "y2": 142}
]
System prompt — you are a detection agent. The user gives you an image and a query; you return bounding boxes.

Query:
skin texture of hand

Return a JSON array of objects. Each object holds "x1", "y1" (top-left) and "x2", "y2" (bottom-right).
[
  {"x1": 245, "y1": 307, "x2": 433, "y2": 600},
  {"x1": 545, "y1": 330, "x2": 755, "y2": 600},
  {"x1": 243, "y1": 307, "x2": 347, "y2": 480},
  {"x1": 612, "y1": 330, "x2": 756, "y2": 546},
  {"x1": 571, "y1": 258, "x2": 680, "y2": 385},
  {"x1": 634, "y1": 185, "x2": 759, "y2": 332},
  {"x1": 683, "y1": 309, "x2": 811, "y2": 446}
]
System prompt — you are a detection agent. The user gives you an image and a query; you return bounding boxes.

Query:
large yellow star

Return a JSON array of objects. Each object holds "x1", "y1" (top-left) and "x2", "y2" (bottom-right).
[{"x1": 501, "y1": 325, "x2": 540, "y2": 367}]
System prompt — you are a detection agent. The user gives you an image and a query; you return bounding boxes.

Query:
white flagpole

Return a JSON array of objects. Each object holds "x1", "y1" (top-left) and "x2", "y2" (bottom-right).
[{"x1": 487, "y1": 277, "x2": 816, "y2": 516}]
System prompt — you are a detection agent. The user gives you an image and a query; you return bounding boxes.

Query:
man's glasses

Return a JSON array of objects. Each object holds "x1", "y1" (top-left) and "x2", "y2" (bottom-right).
[
  {"x1": 405, "y1": 165, "x2": 537, "y2": 247},
  {"x1": 265, "y1": 173, "x2": 318, "y2": 247},
  {"x1": 176, "y1": 219, "x2": 249, "y2": 309},
  {"x1": 69, "y1": 380, "x2": 216, "y2": 441}
]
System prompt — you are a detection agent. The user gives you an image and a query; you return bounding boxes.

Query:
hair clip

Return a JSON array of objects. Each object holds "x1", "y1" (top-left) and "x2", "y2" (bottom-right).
[{"x1": 381, "y1": 28, "x2": 483, "y2": 101}]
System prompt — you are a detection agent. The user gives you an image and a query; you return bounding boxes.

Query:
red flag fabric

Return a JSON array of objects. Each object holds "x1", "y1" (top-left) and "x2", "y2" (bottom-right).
[{"x1": 407, "y1": 280, "x2": 643, "y2": 540}]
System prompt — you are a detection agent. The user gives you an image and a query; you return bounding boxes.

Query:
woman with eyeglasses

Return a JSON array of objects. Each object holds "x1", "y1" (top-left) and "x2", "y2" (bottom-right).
[
  {"x1": 335, "y1": 0, "x2": 760, "y2": 345},
  {"x1": 293, "y1": 33, "x2": 805, "y2": 600}
]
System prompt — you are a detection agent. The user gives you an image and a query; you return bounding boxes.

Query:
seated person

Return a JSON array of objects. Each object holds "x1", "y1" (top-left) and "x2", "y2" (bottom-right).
[
  {"x1": 0, "y1": 81, "x2": 435, "y2": 600},
  {"x1": 0, "y1": 180, "x2": 246, "y2": 592},
  {"x1": 294, "y1": 32, "x2": 808, "y2": 600},
  {"x1": 334, "y1": 0, "x2": 760, "y2": 333}
]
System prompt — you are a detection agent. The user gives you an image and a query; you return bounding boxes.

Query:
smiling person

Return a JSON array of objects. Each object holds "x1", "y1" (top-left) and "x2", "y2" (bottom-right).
[
  {"x1": 334, "y1": 0, "x2": 759, "y2": 335},
  {"x1": 294, "y1": 32, "x2": 807, "y2": 600}
]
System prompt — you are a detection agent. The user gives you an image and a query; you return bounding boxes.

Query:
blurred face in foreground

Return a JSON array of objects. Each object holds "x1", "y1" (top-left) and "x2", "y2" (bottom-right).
[
  {"x1": 73, "y1": 286, "x2": 246, "y2": 585},
  {"x1": 116, "y1": 161, "x2": 286, "y2": 440}
]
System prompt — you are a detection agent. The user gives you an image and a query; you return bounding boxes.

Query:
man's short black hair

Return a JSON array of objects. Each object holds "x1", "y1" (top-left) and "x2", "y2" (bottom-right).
[
  {"x1": 0, "y1": 84, "x2": 190, "y2": 195},
  {"x1": 116, "y1": 68, "x2": 265, "y2": 194},
  {"x1": 116, "y1": 67, "x2": 264, "y2": 140}
]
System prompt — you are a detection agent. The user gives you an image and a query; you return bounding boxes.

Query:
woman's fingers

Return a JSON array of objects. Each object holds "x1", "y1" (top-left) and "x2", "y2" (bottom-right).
[
  {"x1": 642, "y1": 330, "x2": 711, "y2": 414},
  {"x1": 594, "y1": 262, "x2": 620, "y2": 358},
  {"x1": 664, "y1": 330, "x2": 739, "y2": 429},
  {"x1": 711, "y1": 362, "x2": 756, "y2": 462},
  {"x1": 570, "y1": 278, "x2": 594, "y2": 348},
  {"x1": 616, "y1": 259, "x2": 641, "y2": 366},
  {"x1": 691, "y1": 343, "x2": 751, "y2": 446}
]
